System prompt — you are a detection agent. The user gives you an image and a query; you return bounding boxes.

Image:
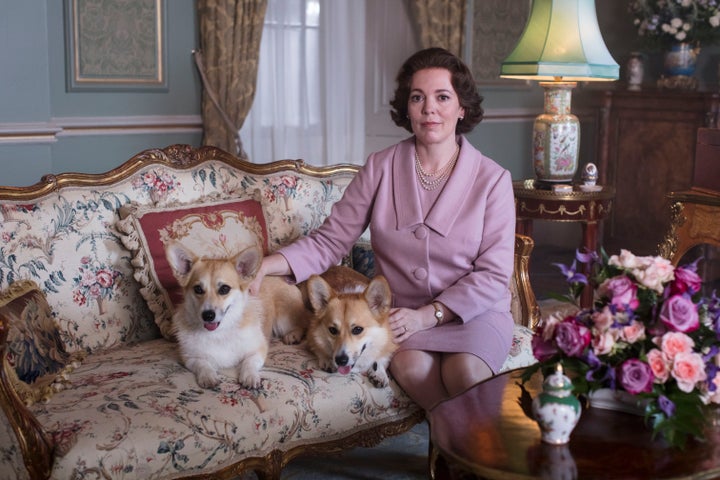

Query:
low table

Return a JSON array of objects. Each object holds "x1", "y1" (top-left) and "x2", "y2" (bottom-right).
[{"x1": 428, "y1": 368, "x2": 720, "y2": 479}]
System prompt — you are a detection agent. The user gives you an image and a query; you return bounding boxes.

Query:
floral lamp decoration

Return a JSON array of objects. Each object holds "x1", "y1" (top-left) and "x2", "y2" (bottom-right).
[
  {"x1": 629, "y1": 0, "x2": 720, "y2": 89},
  {"x1": 523, "y1": 249, "x2": 720, "y2": 448}
]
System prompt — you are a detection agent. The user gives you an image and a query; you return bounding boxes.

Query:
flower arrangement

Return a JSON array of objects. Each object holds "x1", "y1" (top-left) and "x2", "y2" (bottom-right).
[
  {"x1": 629, "y1": 0, "x2": 720, "y2": 49},
  {"x1": 524, "y1": 248, "x2": 720, "y2": 448}
]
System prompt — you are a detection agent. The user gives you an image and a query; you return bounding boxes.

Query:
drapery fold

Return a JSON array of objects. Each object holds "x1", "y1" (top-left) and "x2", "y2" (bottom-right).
[
  {"x1": 407, "y1": 0, "x2": 465, "y2": 56},
  {"x1": 195, "y1": 0, "x2": 267, "y2": 157}
]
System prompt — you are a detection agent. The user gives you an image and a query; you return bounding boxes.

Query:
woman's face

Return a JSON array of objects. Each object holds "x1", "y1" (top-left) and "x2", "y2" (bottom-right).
[{"x1": 407, "y1": 68, "x2": 465, "y2": 147}]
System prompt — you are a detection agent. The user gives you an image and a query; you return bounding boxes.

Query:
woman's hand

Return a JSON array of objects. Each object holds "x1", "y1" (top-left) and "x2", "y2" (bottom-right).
[
  {"x1": 248, "y1": 253, "x2": 291, "y2": 296},
  {"x1": 389, "y1": 305, "x2": 437, "y2": 342}
]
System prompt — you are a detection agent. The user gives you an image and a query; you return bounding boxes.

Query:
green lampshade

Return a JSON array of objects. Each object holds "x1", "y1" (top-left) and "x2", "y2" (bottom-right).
[{"x1": 500, "y1": 0, "x2": 619, "y2": 81}]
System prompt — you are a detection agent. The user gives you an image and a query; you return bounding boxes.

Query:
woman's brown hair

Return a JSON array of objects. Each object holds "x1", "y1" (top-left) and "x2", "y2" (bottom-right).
[{"x1": 390, "y1": 47, "x2": 484, "y2": 135}]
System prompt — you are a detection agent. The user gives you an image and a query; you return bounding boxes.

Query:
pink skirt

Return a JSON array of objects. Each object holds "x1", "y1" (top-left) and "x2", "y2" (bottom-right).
[{"x1": 394, "y1": 310, "x2": 513, "y2": 373}]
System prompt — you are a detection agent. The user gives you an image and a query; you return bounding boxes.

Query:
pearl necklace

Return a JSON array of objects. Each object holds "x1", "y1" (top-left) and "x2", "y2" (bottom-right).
[{"x1": 415, "y1": 145, "x2": 460, "y2": 191}]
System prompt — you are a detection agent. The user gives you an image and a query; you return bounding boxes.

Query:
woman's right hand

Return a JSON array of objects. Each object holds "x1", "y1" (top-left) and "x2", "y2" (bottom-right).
[{"x1": 248, "y1": 253, "x2": 291, "y2": 296}]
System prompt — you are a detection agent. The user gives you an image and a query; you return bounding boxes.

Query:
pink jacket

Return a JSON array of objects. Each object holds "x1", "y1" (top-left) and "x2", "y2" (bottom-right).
[{"x1": 279, "y1": 135, "x2": 516, "y2": 322}]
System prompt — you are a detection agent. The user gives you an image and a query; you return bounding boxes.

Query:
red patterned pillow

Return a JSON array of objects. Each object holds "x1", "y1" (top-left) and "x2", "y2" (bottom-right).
[{"x1": 117, "y1": 198, "x2": 268, "y2": 339}]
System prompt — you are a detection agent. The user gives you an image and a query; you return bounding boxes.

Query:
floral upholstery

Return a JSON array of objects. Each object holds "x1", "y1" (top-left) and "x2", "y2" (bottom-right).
[{"x1": 0, "y1": 145, "x2": 537, "y2": 479}]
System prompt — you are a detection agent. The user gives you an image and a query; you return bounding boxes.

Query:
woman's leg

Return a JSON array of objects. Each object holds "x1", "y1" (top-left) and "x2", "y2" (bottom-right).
[
  {"x1": 440, "y1": 352, "x2": 493, "y2": 398},
  {"x1": 389, "y1": 350, "x2": 448, "y2": 410}
]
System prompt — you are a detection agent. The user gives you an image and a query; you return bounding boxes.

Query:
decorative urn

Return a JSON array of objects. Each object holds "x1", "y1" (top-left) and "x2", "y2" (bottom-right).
[{"x1": 532, "y1": 364, "x2": 582, "y2": 444}]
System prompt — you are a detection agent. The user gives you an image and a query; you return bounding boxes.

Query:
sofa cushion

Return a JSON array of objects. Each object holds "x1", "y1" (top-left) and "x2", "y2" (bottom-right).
[
  {"x1": 27, "y1": 322, "x2": 534, "y2": 479},
  {"x1": 117, "y1": 198, "x2": 268, "y2": 339},
  {"x1": 1, "y1": 280, "x2": 84, "y2": 405}
]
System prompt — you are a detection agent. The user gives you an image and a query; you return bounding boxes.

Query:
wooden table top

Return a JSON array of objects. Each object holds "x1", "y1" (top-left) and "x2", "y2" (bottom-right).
[{"x1": 428, "y1": 368, "x2": 720, "y2": 480}]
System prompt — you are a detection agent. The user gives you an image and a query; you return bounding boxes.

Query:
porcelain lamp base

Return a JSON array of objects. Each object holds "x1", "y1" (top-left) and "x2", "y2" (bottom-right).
[{"x1": 533, "y1": 82, "x2": 580, "y2": 183}]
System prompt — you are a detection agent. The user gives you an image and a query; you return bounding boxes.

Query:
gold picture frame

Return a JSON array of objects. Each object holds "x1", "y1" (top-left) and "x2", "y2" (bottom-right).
[{"x1": 65, "y1": 0, "x2": 167, "y2": 91}]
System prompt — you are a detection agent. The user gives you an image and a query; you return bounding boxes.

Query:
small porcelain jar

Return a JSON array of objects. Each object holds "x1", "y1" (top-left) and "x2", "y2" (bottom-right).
[{"x1": 532, "y1": 364, "x2": 582, "y2": 444}]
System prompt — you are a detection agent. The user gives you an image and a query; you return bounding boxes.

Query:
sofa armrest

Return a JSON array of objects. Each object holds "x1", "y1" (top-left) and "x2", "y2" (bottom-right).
[{"x1": 1, "y1": 281, "x2": 56, "y2": 479}]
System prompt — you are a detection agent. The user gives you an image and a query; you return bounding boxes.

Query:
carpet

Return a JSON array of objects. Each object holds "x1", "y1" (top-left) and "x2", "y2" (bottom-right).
[{"x1": 239, "y1": 421, "x2": 430, "y2": 479}]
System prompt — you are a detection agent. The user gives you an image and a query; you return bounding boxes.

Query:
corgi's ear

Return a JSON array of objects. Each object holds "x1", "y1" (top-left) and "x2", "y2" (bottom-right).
[
  {"x1": 365, "y1": 276, "x2": 391, "y2": 315},
  {"x1": 234, "y1": 245, "x2": 262, "y2": 279},
  {"x1": 306, "y1": 275, "x2": 333, "y2": 313},
  {"x1": 165, "y1": 242, "x2": 196, "y2": 286}
]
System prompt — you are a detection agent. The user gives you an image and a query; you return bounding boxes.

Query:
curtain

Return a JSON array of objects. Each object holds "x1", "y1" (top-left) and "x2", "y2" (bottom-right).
[
  {"x1": 239, "y1": 0, "x2": 366, "y2": 166},
  {"x1": 407, "y1": 0, "x2": 465, "y2": 56},
  {"x1": 195, "y1": 0, "x2": 267, "y2": 157}
]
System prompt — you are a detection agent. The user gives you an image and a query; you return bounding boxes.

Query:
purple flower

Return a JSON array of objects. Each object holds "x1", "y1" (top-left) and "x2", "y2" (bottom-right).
[
  {"x1": 599, "y1": 275, "x2": 639, "y2": 311},
  {"x1": 554, "y1": 318, "x2": 591, "y2": 357},
  {"x1": 658, "y1": 395, "x2": 676, "y2": 417},
  {"x1": 531, "y1": 331, "x2": 559, "y2": 362},
  {"x1": 671, "y1": 266, "x2": 702, "y2": 296},
  {"x1": 660, "y1": 294, "x2": 700, "y2": 333},
  {"x1": 619, "y1": 358, "x2": 654, "y2": 394},
  {"x1": 553, "y1": 260, "x2": 588, "y2": 285}
]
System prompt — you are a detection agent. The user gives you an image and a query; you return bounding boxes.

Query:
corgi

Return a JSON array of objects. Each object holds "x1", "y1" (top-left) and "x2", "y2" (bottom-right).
[
  {"x1": 165, "y1": 242, "x2": 308, "y2": 389},
  {"x1": 304, "y1": 266, "x2": 396, "y2": 388}
]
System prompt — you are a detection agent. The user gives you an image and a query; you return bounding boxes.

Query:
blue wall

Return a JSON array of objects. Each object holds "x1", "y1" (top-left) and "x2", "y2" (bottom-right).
[
  {"x1": 0, "y1": 1, "x2": 202, "y2": 187},
  {"x1": 1, "y1": 0, "x2": 717, "y2": 191}
]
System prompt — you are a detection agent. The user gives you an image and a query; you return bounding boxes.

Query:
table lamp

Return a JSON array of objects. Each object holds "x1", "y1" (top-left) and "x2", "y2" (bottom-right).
[{"x1": 500, "y1": 0, "x2": 618, "y2": 185}]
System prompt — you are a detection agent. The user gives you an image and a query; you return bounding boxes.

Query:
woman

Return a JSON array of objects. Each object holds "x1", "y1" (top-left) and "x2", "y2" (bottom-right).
[{"x1": 250, "y1": 47, "x2": 516, "y2": 410}]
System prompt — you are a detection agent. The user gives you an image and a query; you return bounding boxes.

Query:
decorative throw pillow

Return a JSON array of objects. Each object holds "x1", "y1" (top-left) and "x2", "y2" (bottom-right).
[
  {"x1": 1, "y1": 280, "x2": 84, "y2": 406},
  {"x1": 117, "y1": 197, "x2": 269, "y2": 339}
]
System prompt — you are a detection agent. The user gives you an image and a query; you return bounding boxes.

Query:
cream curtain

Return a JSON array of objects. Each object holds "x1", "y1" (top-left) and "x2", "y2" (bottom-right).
[
  {"x1": 407, "y1": 0, "x2": 465, "y2": 56},
  {"x1": 195, "y1": 0, "x2": 267, "y2": 157}
]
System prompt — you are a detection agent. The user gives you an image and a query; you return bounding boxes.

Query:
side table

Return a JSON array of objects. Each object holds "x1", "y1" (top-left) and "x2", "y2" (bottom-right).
[
  {"x1": 513, "y1": 180, "x2": 615, "y2": 307},
  {"x1": 428, "y1": 368, "x2": 720, "y2": 480}
]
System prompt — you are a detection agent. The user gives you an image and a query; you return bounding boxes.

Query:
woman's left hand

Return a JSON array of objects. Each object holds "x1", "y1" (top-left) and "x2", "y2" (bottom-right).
[{"x1": 389, "y1": 306, "x2": 435, "y2": 341}]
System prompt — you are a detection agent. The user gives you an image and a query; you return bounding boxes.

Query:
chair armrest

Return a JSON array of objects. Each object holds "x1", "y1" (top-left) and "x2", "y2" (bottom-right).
[{"x1": 513, "y1": 234, "x2": 540, "y2": 329}]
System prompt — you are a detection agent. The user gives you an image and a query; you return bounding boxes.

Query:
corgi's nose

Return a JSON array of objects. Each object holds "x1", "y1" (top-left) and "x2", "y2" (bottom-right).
[
  {"x1": 335, "y1": 353, "x2": 349, "y2": 366},
  {"x1": 202, "y1": 310, "x2": 215, "y2": 322}
]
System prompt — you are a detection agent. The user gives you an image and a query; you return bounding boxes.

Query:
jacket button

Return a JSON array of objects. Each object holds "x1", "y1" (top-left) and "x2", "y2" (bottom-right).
[
  {"x1": 414, "y1": 226, "x2": 428, "y2": 239},
  {"x1": 414, "y1": 268, "x2": 428, "y2": 280}
]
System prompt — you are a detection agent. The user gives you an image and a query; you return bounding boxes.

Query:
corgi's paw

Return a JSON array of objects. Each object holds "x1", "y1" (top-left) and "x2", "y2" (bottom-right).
[
  {"x1": 238, "y1": 370, "x2": 262, "y2": 389},
  {"x1": 281, "y1": 327, "x2": 305, "y2": 345},
  {"x1": 317, "y1": 358, "x2": 337, "y2": 373},
  {"x1": 195, "y1": 370, "x2": 221, "y2": 389},
  {"x1": 367, "y1": 363, "x2": 390, "y2": 388}
]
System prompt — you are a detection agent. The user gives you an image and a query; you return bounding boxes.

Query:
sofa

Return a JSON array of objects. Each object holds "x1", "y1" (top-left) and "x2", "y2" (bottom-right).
[{"x1": 0, "y1": 144, "x2": 539, "y2": 480}]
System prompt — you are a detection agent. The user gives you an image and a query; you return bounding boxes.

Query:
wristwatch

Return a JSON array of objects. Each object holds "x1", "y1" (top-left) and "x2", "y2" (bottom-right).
[{"x1": 432, "y1": 302, "x2": 444, "y2": 326}]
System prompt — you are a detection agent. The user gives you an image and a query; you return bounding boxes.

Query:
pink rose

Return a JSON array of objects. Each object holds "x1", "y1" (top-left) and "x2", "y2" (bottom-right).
[
  {"x1": 599, "y1": 276, "x2": 639, "y2": 310},
  {"x1": 591, "y1": 306, "x2": 615, "y2": 331},
  {"x1": 592, "y1": 330, "x2": 615, "y2": 355},
  {"x1": 554, "y1": 318, "x2": 591, "y2": 357},
  {"x1": 671, "y1": 267, "x2": 702, "y2": 296},
  {"x1": 621, "y1": 320, "x2": 646, "y2": 344},
  {"x1": 635, "y1": 256, "x2": 674, "y2": 293},
  {"x1": 96, "y1": 269, "x2": 115, "y2": 289},
  {"x1": 647, "y1": 349, "x2": 670, "y2": 383},
  {"x1": 619, "y1": 358, "x2": 654, "y2": 394},
  {"x1": 609, "y1": 249, "x2": 641, "y2": 270},
  {"x1": 660, "y1": 331, "x2": 694, "y2": 360},
  {"x1": 660, "y1": 294, "x2": 699, "y2": 333},
  {"x1": 671, "y1": 352, "x2": 707, "y2": 393}
]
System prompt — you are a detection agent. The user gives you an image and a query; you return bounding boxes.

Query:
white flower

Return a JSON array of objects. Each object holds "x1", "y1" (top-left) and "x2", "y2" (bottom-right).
[
  {"x1": 711, "y1": 14, "x2": 720, "y2": 28},
  {"x1": 676, "y1": 31, "x2": 688, "y2": 40},
  {"x1": 682, "y1": 0, "x2": 692, "y2": 6},
  {"x1": 671, "y1": 17, "x2": 684, "y2": 29}
]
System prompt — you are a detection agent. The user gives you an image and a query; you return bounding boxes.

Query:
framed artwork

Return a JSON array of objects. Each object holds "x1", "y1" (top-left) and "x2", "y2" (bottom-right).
[
  {"x1": 64, "y1": 0, "x2": 167, "y2": 92},
  {"x1": 468, "y1": 0, "x2": 530, "y2": 87}
]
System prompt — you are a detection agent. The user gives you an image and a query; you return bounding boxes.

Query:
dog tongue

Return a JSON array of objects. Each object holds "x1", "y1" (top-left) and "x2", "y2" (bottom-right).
[
  {"x1": 204, "y1": 322, "x2": 219, "y2": 331},
  {"x1": 338, "y1": 365, "x2": 352, "y2": 375}
]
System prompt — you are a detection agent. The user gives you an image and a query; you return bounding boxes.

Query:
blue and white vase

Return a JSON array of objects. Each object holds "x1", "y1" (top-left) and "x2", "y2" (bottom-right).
[
  {"x1": 532, "y1": 364, "x2": 582, "y2": 445},
  {"x1": 663, "y1": 43, "x2": 699, "y2": 77}
]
